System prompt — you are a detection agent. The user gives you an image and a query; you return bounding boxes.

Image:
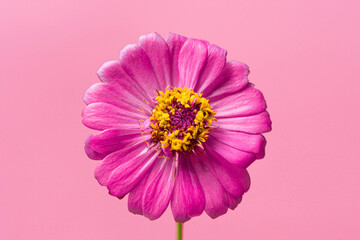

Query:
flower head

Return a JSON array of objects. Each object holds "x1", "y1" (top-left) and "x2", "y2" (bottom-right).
[{"x1": 82, "y1": 32, "x2": 271, "y2": 222}]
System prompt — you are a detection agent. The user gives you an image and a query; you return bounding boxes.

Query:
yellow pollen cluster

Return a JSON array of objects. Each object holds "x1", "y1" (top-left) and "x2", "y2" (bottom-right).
[{"x1": 150, "y1": 87, "x2": 216, "y2": 152}]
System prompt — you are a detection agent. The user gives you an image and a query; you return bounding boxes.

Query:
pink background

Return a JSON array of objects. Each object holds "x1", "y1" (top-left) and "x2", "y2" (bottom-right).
[{"x1": 1, "y1": 0, "x2": 360, "y2": 239}]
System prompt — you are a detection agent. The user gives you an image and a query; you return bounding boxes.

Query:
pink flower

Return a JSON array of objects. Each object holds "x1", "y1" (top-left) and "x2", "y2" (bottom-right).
[{"x1": 82, "y1": 33, "x2": 271, "y2": 222}]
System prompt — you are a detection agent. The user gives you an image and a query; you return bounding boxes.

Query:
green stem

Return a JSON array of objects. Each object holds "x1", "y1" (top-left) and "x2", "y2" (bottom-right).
[{"x1": 176, "y1": 222, "x2": 183, "y2": 240}]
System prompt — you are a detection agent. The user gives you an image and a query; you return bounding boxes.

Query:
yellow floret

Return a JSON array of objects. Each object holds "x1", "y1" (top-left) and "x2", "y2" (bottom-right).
[{"x1": 171, "y1": 139, "x2": 183, "y2": 151}]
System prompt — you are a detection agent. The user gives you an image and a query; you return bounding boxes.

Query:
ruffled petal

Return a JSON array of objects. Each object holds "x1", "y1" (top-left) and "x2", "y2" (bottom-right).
[
  {"x1": 139, "y1": 33, "x2": 171, "y2": 90},
  {"x1": 128, "y1": 172, "x2": 149, "y2": 215},
  {"x1": 119, "y1": 44, "x2": 159, "y2": 99},
  {"x1": 128, "y1": 156, "x2": 176, "y2": 219},
  {"x1": 178, "y1": 39, "x2": 208, "y2": 89},
  {"x1": 103, "y1": 143, "x2": 160, "y2": 197},
  {"x1": 85, "y1": 129, "x2": 151, "y2": 160},
  {"x1": 84, "y1": 82, "x2": 151, "y2": 116},
  {"x1": 167, "y1": 33, "x2": 187, "y2": 88},
  {"x1": 227, "y1": 193, "x2": 242, "y2": 210},
  {"x1": 171, "y1": 155, "x2": 205, "y2": 222},
  {"x1": 191, "y1": 153, "x2": 229, "y2": 219},
  {"x1": 197, "y1": 149, "x2": 251, "y2": 198},
  {"x1": 211, "y1": 85, "x2": 267, "y2": 118},
  {"x1": 209, "y1": 129, "x2": 266, "y2": 159},
  {"x1": 94, "y1": 142, "x2": 145, "y2": 186},
  {"x1": 214, "y1": 111, "x2": 272, "y2": 134},
  {"x1": 82, "y1": 102, "x2": 142, "y2": 131},
  {"x1": 96, "y1": 61, "x2": 154, "y2": 109},
  {"x1": 206, "y1": 135, "x2": 256, "y2": 168},
  {"x1": 203, "y1": 61, "x2": 249, "y2": 98},
  {"x1": 84, "y1": 135, "x2": 104, "y2": 160},
  {"x1": 194, "y1": 44, "x2": 227, "y2": 94},
  {"x1": 142, "y1": 157, "x2": 176, "y2": 220}
]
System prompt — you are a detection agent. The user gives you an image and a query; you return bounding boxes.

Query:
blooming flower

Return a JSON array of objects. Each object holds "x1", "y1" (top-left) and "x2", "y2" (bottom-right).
[{"x1": 82, "y1": 32, "x2": 271, "y2": 222}]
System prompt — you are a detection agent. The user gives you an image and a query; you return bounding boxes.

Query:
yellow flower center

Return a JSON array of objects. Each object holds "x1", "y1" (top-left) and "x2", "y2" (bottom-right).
[{"x1": 150, "y1": 87, "x2": 216, "y2": 152}]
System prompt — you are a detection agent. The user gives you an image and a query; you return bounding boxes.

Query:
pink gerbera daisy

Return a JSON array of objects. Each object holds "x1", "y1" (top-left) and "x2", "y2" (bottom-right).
[{"x1": 82, "y1": 32, "x2": 271, "y2": 223}]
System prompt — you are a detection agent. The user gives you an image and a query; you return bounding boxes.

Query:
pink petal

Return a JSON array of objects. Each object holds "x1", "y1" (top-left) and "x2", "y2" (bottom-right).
[
  {"x1": 171, "y1": 156, "x2": 205, "y2": 222},
  {"x1": 227, "y1": 193, "x2": 243, "y2": 210},
  {"x1": 85, "y1": 129, "x2": 151, "y2": 160},
  {"x1": 128, "y1": 156, "x2": 175, "y2": 220},
  {"x1": 211, "y1": 85, "x2": 267, "y2": 118},
  {"x1": 128, "y1": 172, "x2": 149, "y2": 215},
  {"x1": 214, "y1": 111, "x2": 272, "y2": 134},
  {"x1": 198, "y1": 149, "x2": 251, "y2": 198},
  {"x1": 84, "y1": 82, "x2": 151, "y2": 116},
  {"x1": 84, "y1": 134, "x2": 104, "y2": 160},
  {"x1": 119, "y1": 44, "x2": 159, "y2": 98},
  {"x1": 194, "y1": 44, "x2": 227, "y2": 94},
  {"x1": 203, "y1": 61, "x2": 249, "y2": 98},
  {"x1": 206, "y1": 135, "x2": 256, "y2": 168},
  {"x1": 94, "y1": 142, "x2": 147, "y2": 186},
  {"x1": 178, "y1": 39, "x2": 208, "y2": 89},
  {"x1": 142, "y1": 156, "x2": 176, "y2": 220},
  {"x1": 104, "y1": 144, "x2": 160, "y2": 197},
  {"x1": 209, "y1": 129, "x2": 266, "y2": 159},
  {"x1": 166, "y1": 33, "x2": 187, "y2": 88},
  {"x1": 96, "y1": 61, "x2": 154, "y2": 108},
  {"x1": 191, "y1": 153, "x2": 229, "y2": 219},
  {"x1": 139, "y1": 33, "x2": 171, "y2": 90},
  {"x1": 82, "y1": 102, "x2": 142, "y2": 131}
]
